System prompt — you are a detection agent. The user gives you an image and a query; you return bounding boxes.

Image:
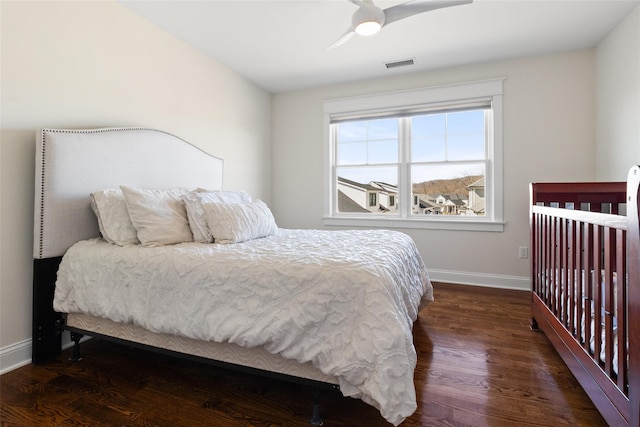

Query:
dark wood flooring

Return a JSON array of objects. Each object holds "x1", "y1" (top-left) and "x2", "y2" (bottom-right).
[{"x1": 1, "y1": 283, "x2": 607, "y2": 426}]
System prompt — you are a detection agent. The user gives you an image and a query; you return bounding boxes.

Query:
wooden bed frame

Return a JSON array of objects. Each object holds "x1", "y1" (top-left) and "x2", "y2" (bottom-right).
[{"x1": 530, "y1": 165, "x2": 640, "y2": 427}]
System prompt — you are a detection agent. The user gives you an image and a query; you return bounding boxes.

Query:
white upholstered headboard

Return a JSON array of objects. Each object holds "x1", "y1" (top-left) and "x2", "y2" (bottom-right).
[{"x1": 34, "y1": 128, "x2": 224, "y2": 259}]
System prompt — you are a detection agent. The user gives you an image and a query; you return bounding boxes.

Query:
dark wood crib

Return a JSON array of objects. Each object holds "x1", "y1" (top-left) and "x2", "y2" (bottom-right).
[{"x1": 530, "y1": 165, "x2": 640, "y2": 427}]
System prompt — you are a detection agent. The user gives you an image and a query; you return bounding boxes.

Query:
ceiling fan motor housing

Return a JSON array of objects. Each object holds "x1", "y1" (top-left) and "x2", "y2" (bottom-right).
[{"x1": 352, "y1": 3, "x2": 386, "y2": 34}]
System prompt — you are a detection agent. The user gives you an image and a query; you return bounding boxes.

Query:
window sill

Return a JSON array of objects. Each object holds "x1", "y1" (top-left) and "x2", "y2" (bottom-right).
[{"x1": 323, "y1": 216, "x2": 505, "y2": 232}]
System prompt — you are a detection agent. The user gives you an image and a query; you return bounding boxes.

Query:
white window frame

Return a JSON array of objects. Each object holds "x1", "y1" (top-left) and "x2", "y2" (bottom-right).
[{"x1": 323, "y1": 78, "x2": 505, "y2": 232}]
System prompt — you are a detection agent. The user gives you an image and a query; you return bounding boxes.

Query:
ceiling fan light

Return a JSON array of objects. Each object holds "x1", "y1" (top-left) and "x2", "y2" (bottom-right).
[
  {"x1": 352, "y1": 4, "x2": 385, "y2": 37},
  {"x1": 355, "y1": 20, "x2": 382, "y2": 36}
]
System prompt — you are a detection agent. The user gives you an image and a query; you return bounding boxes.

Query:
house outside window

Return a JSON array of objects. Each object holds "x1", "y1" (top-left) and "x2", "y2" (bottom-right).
[{"x1": 324, "y1": 78, "x2": 505, "y2": 232}]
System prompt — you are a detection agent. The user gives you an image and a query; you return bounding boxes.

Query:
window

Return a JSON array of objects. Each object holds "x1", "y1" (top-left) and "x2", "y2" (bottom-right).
[
  {"x1": 367, "y1": 192, "x2": 377, "y2": 208},
  {"x1": 324, "y1": 78, "x2": 504, "y2": 232}
]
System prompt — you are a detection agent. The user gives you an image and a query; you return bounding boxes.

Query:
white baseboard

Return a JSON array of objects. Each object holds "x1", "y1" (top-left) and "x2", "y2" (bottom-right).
[
  {"x1": 0, "y1": 339, "x2": 32, "y2": 375},
  {"x1": 0, "y1": 331, "x2": 88, "y2": 375},
  {"x1": 1, "y1": 271, "x2": 528, "y2": 375},
  {"x1": 428, "y1": 269, "x2": 530, "y2": 291}
]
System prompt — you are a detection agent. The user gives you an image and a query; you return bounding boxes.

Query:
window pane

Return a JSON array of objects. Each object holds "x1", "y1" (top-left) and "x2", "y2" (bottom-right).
[
  {"x1": 336, "y1": 166, "x2": 398, "y2": 214},
  {"x1": 338, "y1": 121, "x2": 367, "y2": 142},
  {"x1": 412, "y1": 114, "x2": 445, "y2": 137},
  {"x1": 447, "y1": 134, "x2": 485, "y2": 161},
  {"x1": 412, "y1": 114, "x2": 446, "y2": 162},
  {"x1": 368, "y1": 139, "x2": 398, "y2": 164},
  {"x1": 368, "y1": 118, "x2": 398, "y2": 139},
  {"x1": 446, "y1": 110, "x2": 485, "y2": 161},
  {"x1": 447, "y1": 110, "x2": 485, "y2": 134},
  {"x1": 411, "y1": 163, "x2": 485, "y2": 216},
  {"x1": 337, "y1": 119, "x2": 398, "y2": 165},
  {"x1": 412, "y1": 136, "x2": 446, "y2": 162},
  {"x1": 338, "y1": 141, "x2": 367, "y2": 165}
]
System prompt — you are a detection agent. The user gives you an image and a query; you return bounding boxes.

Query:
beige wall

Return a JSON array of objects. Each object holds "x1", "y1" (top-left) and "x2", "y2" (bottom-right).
[
  {"x1": 272, "y1": 50, "x2": 597, "y2": 287},
  {"x1": 595, "y1": 4, "x2": 640, "y2": 181},
  {"x1": 0, "y1": 1, "x2": 272, "y2": 361}
]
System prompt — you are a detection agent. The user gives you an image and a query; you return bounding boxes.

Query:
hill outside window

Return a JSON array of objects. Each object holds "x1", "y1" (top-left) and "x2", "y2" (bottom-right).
[{"x1": 323, "y1": 78, "x2": 505, "y2": 232}]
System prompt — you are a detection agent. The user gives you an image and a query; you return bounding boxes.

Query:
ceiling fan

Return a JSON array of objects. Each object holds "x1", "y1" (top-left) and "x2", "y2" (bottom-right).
[{"x1": 327, "y1": 0, "x2": 473, "y2": 50}]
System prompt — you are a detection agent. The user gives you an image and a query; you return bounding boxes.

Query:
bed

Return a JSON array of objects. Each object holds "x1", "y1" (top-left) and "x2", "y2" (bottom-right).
[
  {"x1": 32, "y1": 127, "x2": 433, "y2": 426},
  {"x1": 529, "y1": 166, "x2": 640, "y2": 427}
]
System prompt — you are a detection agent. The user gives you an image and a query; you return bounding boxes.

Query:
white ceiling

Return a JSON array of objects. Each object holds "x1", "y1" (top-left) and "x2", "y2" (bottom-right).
[{"x1": 119, "y1": 0, "x2": 639, "y2": 93}]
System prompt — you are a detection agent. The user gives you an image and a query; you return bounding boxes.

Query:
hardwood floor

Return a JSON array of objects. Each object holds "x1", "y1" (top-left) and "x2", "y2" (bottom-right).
[{"x1": 1, "y1": 283, "x2": 607, "y2": 426}]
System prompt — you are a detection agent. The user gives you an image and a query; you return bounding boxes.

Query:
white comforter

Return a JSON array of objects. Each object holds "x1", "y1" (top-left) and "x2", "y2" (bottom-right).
[{"x1": 54, "y1": 228, "x2": 433, "y2": 425}]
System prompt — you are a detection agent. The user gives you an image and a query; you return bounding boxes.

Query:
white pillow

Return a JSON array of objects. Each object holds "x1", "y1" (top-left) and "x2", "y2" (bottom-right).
[
  {"x1": 90, "y1": 189, "x2": 139, "y2": 246},
  {"x1": 203, "y1": 199, "x2": 277, "y2": 244},
  {"x1": 120, "y1": 186, "x2": 192, "y2": 247},
  {"x1": 182, "y1": 190, "x2": 252, "y2": 243}
]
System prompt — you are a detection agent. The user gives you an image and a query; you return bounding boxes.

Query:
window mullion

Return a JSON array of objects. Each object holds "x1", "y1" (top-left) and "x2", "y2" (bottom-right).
[
  {"x1": 399, "y1": 117, "x2": 411, "y2": 219},
  {"x1": 330, "y1": 124, "x2": 339, "y2": 215}
]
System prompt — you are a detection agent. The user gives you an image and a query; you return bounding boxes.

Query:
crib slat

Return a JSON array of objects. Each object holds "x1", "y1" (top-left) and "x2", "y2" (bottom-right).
[
  {"x1": 593, "y1": 225, "x2": 603, "y2": 365},
  {"x1": 542, "y1": 213, "x2": 550, "y2": 305},
  {"x1": 575, "y1": 221, "x2": 584, "y2": 342},
  {"x1": 616, "y1": 228, "x2": 627, "y2": 393},
  {"x1": 603, "y1": 227, "x2": 614, "y2": 376},
  {"x1": 552, "y1": 216, "x2": 560, "y2": 317},
  {"x1": 584, "y1": 223, "x2": 593, "y2": 355},
  {"x1": 568, "y1": 219, "x2": 577, "y2": 336},
  {"x1": 560, "y1": 218, "x2": 569, "y2": 326},
  {"x1": 535, "y1": 213, "x2": 543, "y2": 299},
  {"x1": 543, "y1": 213, "x2": 551, "y2": 308}
]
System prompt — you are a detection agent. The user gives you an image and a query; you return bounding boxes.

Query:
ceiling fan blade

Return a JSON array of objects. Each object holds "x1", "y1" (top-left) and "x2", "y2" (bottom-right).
[
  {"x1": 326, "y1": 29, "x2": 356, "y2": 51},
  {"x1": 383, "y1": 0, "x2": 472, "y2": 27}
]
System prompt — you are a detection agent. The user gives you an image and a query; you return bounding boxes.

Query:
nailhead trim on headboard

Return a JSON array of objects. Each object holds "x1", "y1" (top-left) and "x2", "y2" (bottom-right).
[
  {"x1": 38, "y1": 130, "x2": 47, "y2": 259},
  {"x1": 36, "y1": 128, "x2": 150, "y2": 258},
  {"x1": 34, "y1": 127, "x2": 224, "y2": 259}
]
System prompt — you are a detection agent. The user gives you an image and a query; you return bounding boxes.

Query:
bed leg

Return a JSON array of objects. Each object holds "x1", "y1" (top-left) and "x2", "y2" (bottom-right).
[
  {"x1": 310, "y1": 387, "x2": 324, "y2": 426},
  {"x1": 69, "y1": 332, "x2": 84, "y2": 362},
  {"x1": 32, "y1": 258, "x2": 64, "y2": 364},
  {"x1": 530, "y1": 317, "x2": 539, "y2": 331}
]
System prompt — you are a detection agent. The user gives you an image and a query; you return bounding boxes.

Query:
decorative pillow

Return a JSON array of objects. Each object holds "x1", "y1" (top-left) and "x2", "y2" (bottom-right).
[
  {"x1": 120, "y1": 186, "x2": 192, "y2": 247},
  {"x1": 203, "y1": 199, "x2": 277, "y2": 244},
  {"x1": 182, "y1": 190, "x2": 252, "y2": 243},
  {"x1": 90, "y1": 189, "x2": 139, "y2": 246}
]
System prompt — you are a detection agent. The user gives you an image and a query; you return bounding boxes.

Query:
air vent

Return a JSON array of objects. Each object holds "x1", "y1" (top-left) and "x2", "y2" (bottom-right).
[{"x1": 384, "y1": 58, "x2": 415, "y2": 69}]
